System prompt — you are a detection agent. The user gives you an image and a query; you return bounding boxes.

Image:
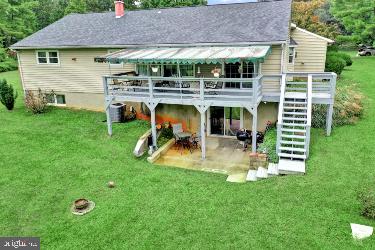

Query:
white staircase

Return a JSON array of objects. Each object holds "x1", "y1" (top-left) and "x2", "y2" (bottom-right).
[{"x1": 276, "y1": 74, "x2": 313, "y2": 175}]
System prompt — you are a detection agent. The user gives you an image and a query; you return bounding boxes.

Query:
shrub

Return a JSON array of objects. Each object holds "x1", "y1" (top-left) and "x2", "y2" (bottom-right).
[
  {"x1": 257, "y1": 127, "x2": 278, "y2": 163},
  {"x1": 358, "y1": 188, "x2": 375, "y2": 219},
  {"x1": 325, "y1": 55, "x2": 346, "y2": 75},
  {"x1": 24, "y1": 89, "x2": 49, "y2": 114},
  {"x1": 157, "y1": 123, "x2": 174, "y2": 147},
  {"x1": 312, "y1": 85, "x2": 364, "y2": 128},
  {"x1": 0, "y1": 59, "x2": 18, "y2": 72},
  {"x1": 0, "y1": 79, "x2": 18, "y2": 110},
  {"x1": 328, "y1": 52, "x2": 353, "y2": 66}
]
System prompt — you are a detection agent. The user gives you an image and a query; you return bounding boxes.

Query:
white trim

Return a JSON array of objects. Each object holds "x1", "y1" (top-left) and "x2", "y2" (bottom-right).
[
  {"x1": 11, "y1": 41, "x2": 288, "y2": 50},
  {"x1": 47, "y1": 93, "x2": 66, "y2": 106},
  {"x1": 16, "y1": 52, "x2": 26, "y2": 96},
  {"x1": 295, "y1": 26, "x2": 334, "y2": 43},
  {"x1": 36, "y1": 50, "x2": 60, "y2": 66},
  {"x1": 280, "y1": 43, "x2": 286, "y2": 73}
]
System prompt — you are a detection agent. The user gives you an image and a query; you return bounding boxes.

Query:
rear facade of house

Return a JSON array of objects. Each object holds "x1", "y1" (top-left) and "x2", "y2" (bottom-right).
[{"x1": 12, "y1": 0, "x2": 336, "y2": 174}]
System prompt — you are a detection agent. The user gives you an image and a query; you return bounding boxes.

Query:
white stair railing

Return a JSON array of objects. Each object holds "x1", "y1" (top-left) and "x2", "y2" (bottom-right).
[
  {"x1": 276, "y1": 74, "x2": 286, "y2": 154},
  {"x1": 305, "y1": 74, "x2": 313, "y2": 157}
]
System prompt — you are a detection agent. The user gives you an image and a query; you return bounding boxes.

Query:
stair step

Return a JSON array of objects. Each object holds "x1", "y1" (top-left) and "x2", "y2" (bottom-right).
[
  {"x1": 283, "y1": 111, "x2": 307, "y2": 115},
  {"x1": 279, "y1": 147, "x2": 306, "y2": 153},
  {"x1": 281, "y1": 128, "x2": 306, "y2": 133},
  {"x1": 284, "y1": 101, "x2": 307, "y2": 105},
  {"x1": 280, "y1": 140, "x2": 306, "y2": 146},
  {"x1": 282, "y1": 123, "x2": 308, "y2": 127},
  {"x1": 284, "y1": 92, "x2": 307, "y2": 99},
  {"x1": 282, "y1": 117, "x2": 307, "y2": 121},
  {"x1": 283, "y1": 106, "x2": 308, "y2": 110},
  {"x1": 278, "y1": 159, "x2": 306, "y2": 175},
  {"x1": 278, "y1": 153, "x2": 307, "y2": 160},
  {"x1": 281, "y1": 134, "x2": 306, "y2": 139}
]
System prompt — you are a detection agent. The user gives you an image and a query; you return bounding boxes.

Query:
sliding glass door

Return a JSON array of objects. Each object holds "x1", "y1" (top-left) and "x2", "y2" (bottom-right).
[{"x1": 210, "y1": 107, "x2": 242, "y2": 136}]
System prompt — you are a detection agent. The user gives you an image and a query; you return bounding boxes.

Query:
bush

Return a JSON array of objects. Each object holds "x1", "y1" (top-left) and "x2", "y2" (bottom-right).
[
  {"x1": 358, "y1": 188, "x2": 375, "y2": 219},
  {"x1": 325, "y1": 55, "x2": 346, "y2": 75},
  {"x1": 328, "y1": 52, "x2": 353, "y2": 66},
  {"x1": 24, "y1": 89, "x2": 49, "y2": 114},
  {"x1": 312, "y1": 85, "x2": 364, "y2": 128},
  {"x1": 0, "y1": 59, "x2": 18, "y2": 72},
  {"x1": 0, "y1": 79, "x2": 18, "y2": 110},
  {"x1": 257, "y1": 127, "x2": 278, "y2": 163}
]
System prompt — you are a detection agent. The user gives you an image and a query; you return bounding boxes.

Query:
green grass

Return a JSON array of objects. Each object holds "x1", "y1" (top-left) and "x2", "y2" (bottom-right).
[{"x1": 1, "y1": 55, "x2": 375, "y2": 249}]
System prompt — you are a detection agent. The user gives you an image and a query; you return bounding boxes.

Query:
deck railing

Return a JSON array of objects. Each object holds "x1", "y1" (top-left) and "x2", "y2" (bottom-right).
[{"x1": 103, "y1": 75, "x2": 263, "y2": 105}]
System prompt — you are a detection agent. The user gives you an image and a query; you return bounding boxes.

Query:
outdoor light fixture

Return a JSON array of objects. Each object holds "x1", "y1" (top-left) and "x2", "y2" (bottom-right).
[
  {"x1": 151, "y1": 66, "x2": 159, "y2": 73},
  {"x1": 211, "y1": 67, "x2": 221, "y2": 78},
  {"x1": 197, "y1": 66, "x2": 201, "y2": 74}
]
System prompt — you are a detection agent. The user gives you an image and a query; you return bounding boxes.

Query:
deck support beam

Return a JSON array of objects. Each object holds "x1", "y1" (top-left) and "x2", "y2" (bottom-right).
[
  {"x1": 194, "y1": 104, "x2": 210, "y2": 159},
  {"x1": 326, "y1": 103, "x2": 334, "y2": 136}
]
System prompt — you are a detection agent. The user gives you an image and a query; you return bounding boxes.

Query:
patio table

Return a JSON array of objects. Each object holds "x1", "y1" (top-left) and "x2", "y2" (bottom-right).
[{"x1": 175, "y1": 132, "x2": 193, "y2": 154}]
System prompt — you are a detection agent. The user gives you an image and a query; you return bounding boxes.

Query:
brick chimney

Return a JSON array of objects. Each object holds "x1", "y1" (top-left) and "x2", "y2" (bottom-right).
[{"x1": 114, "y1": 1, "x2": 124, "y2": 18}]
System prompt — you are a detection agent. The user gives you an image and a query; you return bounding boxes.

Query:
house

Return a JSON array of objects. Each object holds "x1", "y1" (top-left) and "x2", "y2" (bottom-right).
[{"x1": 11, "y1": 0, "x2": 336, "y2": 174}]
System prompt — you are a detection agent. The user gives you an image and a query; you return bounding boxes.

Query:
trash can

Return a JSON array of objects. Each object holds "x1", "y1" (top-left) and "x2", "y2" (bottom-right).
[{"x1": 110, "y1": 103, "x2": 126, "y2": 123}]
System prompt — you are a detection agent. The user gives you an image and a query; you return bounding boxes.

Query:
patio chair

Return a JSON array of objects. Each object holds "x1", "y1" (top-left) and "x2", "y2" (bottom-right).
[{"x1": 172, "y1": 123, "x2": 183, "y2": 142}]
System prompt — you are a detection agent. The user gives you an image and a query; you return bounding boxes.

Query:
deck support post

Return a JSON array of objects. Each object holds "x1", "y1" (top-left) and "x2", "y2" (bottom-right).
[
  {"x1": 251, "y1": 108, "x2": 258, "y2": 153},
  {"x1": 103, "y1": 76, "x2": 114, "y2": 136},
  {"x1": 145, "y1": 101, "x2": 159, "y2": 149},
  {"x1": 105, "y1": 97, "x2": 113, "y2": 136},
  {"x1": 194, "y1": 104, "x2": 210, "y2": 160},
  {"x1": 326, "y1": 103, "x2": 334, "y2": 136},
  {"x1": 245, "y1": 105, "x2": 258, "y2": 153}
]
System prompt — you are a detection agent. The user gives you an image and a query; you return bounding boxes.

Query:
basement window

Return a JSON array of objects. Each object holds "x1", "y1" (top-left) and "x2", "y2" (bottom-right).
[
  {"x1": 36, "y1": 50, "x2": 60, "y2": 65},
  {"x1": 46, "y1": 93, "x2": 66, "y2": 106}
]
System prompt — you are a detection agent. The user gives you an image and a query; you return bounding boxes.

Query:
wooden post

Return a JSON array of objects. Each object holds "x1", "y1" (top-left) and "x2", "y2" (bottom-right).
[
  {"x1": 105, "y1": 97, "x2": 113, "y2": 136},
  {"x1": 103, "y1": 76, "x2": 113, "y2": 136},
  {"x1": 326, "y1": 103, "x2": 334, "y2": 136},
  {"x1": 251, "y1": 108, "x2": 258, "y2": 153},
  {"x1": 201, "y1": 111, "x2": 206, "y2": 159},
  {"x1": 151, "y1": 106, "x2": 157, "y2": 148}
]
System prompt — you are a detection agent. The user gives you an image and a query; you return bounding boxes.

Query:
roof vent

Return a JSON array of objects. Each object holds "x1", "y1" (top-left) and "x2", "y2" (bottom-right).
[{"x1": 114, "y1": 1, "x2": 124, "y2": 18}]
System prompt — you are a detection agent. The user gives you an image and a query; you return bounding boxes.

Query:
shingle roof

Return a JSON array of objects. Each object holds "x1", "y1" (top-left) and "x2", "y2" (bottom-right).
[{"x1": 11, "y1": 0, "x2": 292, "y2": 49}]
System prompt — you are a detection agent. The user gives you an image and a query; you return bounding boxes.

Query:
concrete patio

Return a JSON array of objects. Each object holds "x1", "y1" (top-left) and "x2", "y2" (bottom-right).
[{"x1": 155, "y1": 137, "x2": 250, "y2": 176}]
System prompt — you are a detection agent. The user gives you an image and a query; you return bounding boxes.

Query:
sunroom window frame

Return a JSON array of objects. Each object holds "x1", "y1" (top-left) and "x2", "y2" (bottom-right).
[{"x1": 36, "y1": 50, "x2": 60, "y2": 65}]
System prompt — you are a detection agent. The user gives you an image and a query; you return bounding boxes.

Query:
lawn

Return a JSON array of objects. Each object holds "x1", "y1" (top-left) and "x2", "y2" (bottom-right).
[{"x1": 1, "y1": 54, "x2": 375, "y2": 249}]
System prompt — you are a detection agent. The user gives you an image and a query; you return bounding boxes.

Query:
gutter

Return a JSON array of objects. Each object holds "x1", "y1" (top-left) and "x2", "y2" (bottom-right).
[{"x1": 10, "y1": 41, "x2": 288, "y2": 50}]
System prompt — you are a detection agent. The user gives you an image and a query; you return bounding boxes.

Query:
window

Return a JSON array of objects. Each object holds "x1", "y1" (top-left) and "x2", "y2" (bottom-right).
[
  {"x1": 225, "y1": 62, "x2": 255, "y2": 88},
  {"x1": 137, "y1": 64, "x2": 149, "y2": 76},
  {"x1": 46, "y1": 93, "x2": 66, "y2": 106},
  {"x1": 37, "y1": 51, "x2": 59, "y2": 65},
  {"x1": 135, "y1": 64, "x2": 195, "y2": 77},
  {"x1": 179, "y1": 65, "x2": 195, "y2": 77},
  {"x1": 108, "y1": 49, "x2": 123, "y2": 67},
  {"x1": 288, "y1": 47, "x2": 295, "y2": 64}
]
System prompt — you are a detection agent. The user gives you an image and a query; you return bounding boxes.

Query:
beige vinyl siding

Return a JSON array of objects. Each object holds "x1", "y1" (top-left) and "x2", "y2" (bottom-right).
[
  {"x1": 18, "y1": 49, "x2": 135, "y2": 94},
  {"x1": 291, "y1": 28, "x2": 328, "y2": 72},
  {"x1": 260, "y1": 45, "x2": 283, "y2": 94}
]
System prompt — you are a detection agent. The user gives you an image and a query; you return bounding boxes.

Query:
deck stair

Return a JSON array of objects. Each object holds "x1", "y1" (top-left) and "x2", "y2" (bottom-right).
[{"x1": 276, "y1": 74, "x2": 313, "y2": 174}]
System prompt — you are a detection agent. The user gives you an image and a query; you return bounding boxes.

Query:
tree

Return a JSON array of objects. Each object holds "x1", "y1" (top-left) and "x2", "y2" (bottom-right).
[
  {"x1": 64, "y1": 0, "x2": 87, "y2": 15},
  {"x1": 331, "y1": 0, "x2": 375, "y2": 46},
  {"x1": 292, "y1": 0, "x2": 339, "y2": 40},
  {"x1": 0, "y1": 0, "x2": 38, "y2": 48}
]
